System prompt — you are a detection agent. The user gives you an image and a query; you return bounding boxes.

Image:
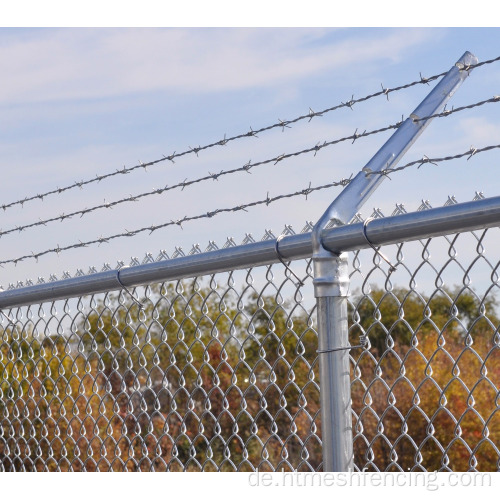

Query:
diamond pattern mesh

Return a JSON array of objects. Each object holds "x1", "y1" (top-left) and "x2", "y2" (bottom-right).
[
  {"x1": 0, "y1": 263, "x2": 320, "y2": 471},
  {"x1": 349, "y1": 225, "x2": 500, "y2": 472},
  {"x1": 1, "y1": 225, "x2": 500, "y2": 471}
]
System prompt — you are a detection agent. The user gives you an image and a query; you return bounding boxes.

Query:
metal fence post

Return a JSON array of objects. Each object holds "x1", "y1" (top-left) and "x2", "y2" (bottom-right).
[{"x1": 313, "y1": 51, "x2": 477, "y2": 472}]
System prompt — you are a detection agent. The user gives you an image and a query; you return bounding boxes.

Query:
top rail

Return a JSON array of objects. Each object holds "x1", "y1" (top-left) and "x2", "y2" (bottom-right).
[{"x1": 1, "y1": 195, "x2": 500, "y2": 309}]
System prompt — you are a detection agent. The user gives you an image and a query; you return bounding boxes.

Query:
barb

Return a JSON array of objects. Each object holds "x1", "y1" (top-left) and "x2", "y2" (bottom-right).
[
  {"x1": 5, "y1": 58, "x2": 500, "y2": 214},
  {"x1": 3, "y1": 95, "x2": 498, "y2": 240},
  {"x1": 0, "y1": 177, "x2": 354, "y2": 268},
  {"x1": 412, "y1": 95, "x2": 500, "y2": 123},
  {"x1": 371, "y1": 142, "x2": 500, "y2": 177}
]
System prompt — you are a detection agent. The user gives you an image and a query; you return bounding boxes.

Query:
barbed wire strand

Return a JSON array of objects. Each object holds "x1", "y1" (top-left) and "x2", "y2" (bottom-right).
[
  {"x1": 1, "y1": 95, "x2": 498, "y2": 241},
  {"x1": 2, "y1": 55, "x2": 499, "y2": 214},
  {"x1": 1, "y1": 177, "x2": 354, "y2": 267},
  {"x1": 372, "y1": 143, "x2": 500, "y2": 176},
  {"x1": 2, "y1": 137, "x2": 500, "y2": 267}
]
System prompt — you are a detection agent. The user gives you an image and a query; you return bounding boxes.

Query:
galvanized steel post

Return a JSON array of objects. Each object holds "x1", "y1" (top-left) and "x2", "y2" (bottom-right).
[{"x1": 312, "y1": 51, "x2": 477, "y2": 472}]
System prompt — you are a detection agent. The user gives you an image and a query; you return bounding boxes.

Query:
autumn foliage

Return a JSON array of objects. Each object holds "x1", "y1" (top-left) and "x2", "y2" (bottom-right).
[{"x1": 1, "y1": 280, "x2": 499, "y2": 471}]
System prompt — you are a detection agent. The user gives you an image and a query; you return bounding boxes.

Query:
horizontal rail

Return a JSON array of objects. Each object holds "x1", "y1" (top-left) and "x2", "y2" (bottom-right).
[{"x1": 1, "y1": 195, "x2": 500, "y2": 309}]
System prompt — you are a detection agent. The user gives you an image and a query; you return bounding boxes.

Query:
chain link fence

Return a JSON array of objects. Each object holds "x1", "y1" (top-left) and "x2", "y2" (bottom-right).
[
  {"x1": 2, "y1": 51, "x2": 500, "y2": 473},
  {"x1": 2, "y1": 201, "x2": 500, "y2": 471}
]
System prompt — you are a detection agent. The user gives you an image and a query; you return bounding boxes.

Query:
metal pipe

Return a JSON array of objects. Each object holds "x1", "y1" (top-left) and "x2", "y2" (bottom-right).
[
  {"x1": 316, "y1": 254, "x2": 353, "y2": 472},
  {"x1": 1, "y1": 194, "x2": 499, "y2": 310},
  {"x1": 312, "y1": 51, "x2": 478, "y2": 245},
  {"x1": 322, "y1": 195, "x2": 500, "y2": 252},
  {"x1": 311, "y1": 51, "x2": 477, "y2": 473}
]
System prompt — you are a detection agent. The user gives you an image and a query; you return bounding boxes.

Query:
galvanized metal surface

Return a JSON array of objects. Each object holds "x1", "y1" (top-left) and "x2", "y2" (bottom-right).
[
  {"x1": 311, "y1": 51, "x2": 476, "y2": 472},
  {"x1": 3, "y1": 194, "x2": 500, "y2": 310},
  {"x1": 311, "y1": 50, "x2": 477, "y2": 249},
  {"x1": 316, "y1": 291, "x2": 354, "y2": 471},
  {"x1": 2, "y1": 217, "x2": 500, "y2": 471},
  {"x1": 1, "y1": 50, "x2": 499, "y2": 474}
]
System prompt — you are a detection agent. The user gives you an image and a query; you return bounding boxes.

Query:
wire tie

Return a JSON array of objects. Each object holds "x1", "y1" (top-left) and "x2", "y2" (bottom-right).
[
  {"x1": 362, "y1": 217, "x2": 397, "y2": 277},
  {"x1": 116, "y1": 271, "x2": 144, "y2": 310},
  {"x1": 275, "y1": 234, "x2": 305, "y2": 289},
  {"x1": 317, "y1": 330, "x2": 368, "y2": 353},
  {"x1": 317, "y1": 339, "x2": 368, "y2": 353}
]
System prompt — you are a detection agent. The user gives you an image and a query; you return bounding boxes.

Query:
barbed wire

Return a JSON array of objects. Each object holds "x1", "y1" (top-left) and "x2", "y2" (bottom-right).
[
  {"x1": 3, "y1": 55, "x2": 499, "y2": 214},
  {"x1": 0, "y1": 177, "x2": 355, "y2": 267},
  {"x1": 413, "y1": 95, "x2": 500, "y2": 122},
  {"x1": 468, "y1": 55, "x2": 500, "y2": 70},
  {"x1": 371, "y1": 143, "x2": 500, "y2": 177},
  {"x1": 1, "y1": 95, "x2": 498, "y2": 241},
  {"x1": 3, "y1": 138, "x2": 500, "y2": 267}
]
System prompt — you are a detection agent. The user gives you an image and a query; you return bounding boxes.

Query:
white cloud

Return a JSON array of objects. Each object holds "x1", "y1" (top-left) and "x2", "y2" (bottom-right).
[
  {"x1": 0, "y1": 28, "x2": 435, "y2": 105},
  {"x1": 456, "y1": 116, "x2": 500, "y2": 146}
]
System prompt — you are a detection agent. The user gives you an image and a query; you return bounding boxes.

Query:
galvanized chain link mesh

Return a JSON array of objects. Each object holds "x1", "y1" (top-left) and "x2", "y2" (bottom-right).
[
  {"x1": 1, "y1": 221, "x2": 500, "y2": 471},
  {"x1": 0, "y1": 263, "x2": 320, "y2": 471},
  {"x1": 349, "y1": 221, "x2": 500, "y2": 472}
]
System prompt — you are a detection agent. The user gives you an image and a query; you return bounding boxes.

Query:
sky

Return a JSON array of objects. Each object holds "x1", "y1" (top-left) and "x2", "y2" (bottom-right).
[
  {"x1": 1, "y1": 14, "x2": 500, "y2": 293},
  {"x1": 1, "y1": 8, "x2": 500, "y2": 495}
]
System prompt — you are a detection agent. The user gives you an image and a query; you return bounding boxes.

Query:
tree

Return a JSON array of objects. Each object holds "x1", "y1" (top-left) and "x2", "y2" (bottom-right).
[
  {"x1": 350, "y1": 285, "x2": 500, "y2": 471},
  {"x1": 2, "y1": 280, "x2": 499, "y2": 471}
]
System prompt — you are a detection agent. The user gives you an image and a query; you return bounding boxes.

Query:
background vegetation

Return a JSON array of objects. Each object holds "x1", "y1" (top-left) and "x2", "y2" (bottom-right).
[{"x1": 1, "y1": 278, "x2": 499, "y2": 471}]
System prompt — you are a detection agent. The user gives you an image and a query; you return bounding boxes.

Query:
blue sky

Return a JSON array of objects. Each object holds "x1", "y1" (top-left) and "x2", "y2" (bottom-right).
[{"x1": 1, "y1": 24, "x2": 500, "y2": 289}]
